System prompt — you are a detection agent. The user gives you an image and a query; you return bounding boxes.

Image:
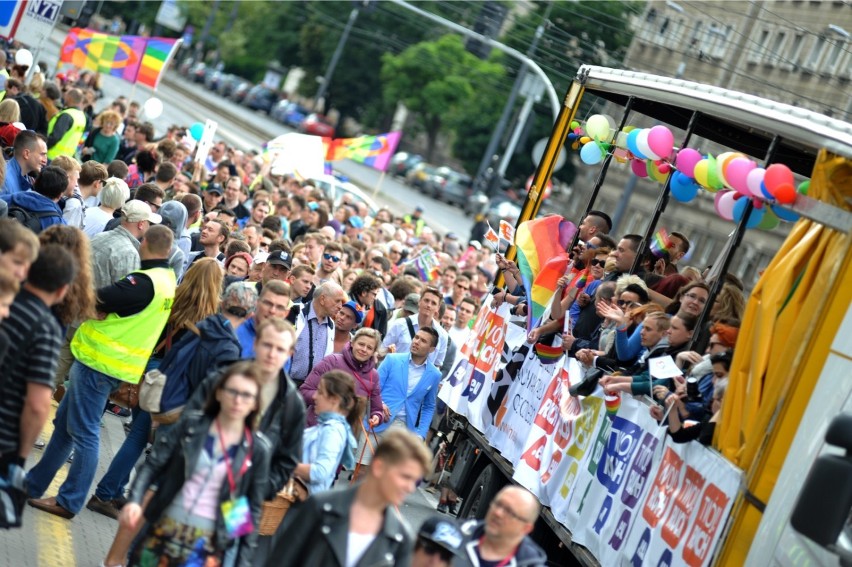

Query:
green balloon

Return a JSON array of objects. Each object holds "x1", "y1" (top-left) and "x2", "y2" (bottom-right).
[
  {"x1": 757, "y1": 208, "x2": 780, "y2": 230},
  {"x1": 570, "y1": 120, "x2": 580, "y2": 130},
  {"x1": 797, "y1": 180, "x2": 810, "y2": 195}
]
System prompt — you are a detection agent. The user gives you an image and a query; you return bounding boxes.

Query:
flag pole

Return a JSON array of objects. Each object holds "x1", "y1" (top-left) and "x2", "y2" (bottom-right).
[{"x1": 372, "y1": 170, "x2": 386, "y2": 199}]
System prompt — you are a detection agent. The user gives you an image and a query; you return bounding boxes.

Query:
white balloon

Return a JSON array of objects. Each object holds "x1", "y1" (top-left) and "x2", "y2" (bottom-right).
[
  {"x1": 636, "y1": 128, "x2": 661, "y2": 160},
  {"x1": 143, "y1": 97, "x2": 164, "y2": 120},
  {"x1": 15, "y1": 49, "x2": 33, "y2": 68}
]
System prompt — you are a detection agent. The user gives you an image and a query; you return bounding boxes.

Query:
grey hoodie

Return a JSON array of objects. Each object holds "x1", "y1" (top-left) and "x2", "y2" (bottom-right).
[{"x1": 159, "y1": 200, "x2": 189, "y2": 279}]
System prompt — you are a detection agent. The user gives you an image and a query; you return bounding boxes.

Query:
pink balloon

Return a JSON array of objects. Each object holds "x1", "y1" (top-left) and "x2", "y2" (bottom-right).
[
  {"x1": 714, "y1": 191, "x2": 738, "y2": 221},
  {"x1": 725, "y1": 157, "x2": 757, "y2": 196},
  {"x1": 676, "y1": 148, "x2": 702, "y2": 178},
  {"x1": 647, "y1": 126, "x2": 675, "y2": 161},
  {"x1": 746, "y1": 167, "x2": 766, "y2": 198},
  {"x1": 631, "y1": 159, "x2": 648, "y2": 178}
]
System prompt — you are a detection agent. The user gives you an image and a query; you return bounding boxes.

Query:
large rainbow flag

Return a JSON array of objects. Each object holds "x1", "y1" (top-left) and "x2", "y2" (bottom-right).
[
  {"x1": 60, "y1": 28, "x2": 179, "y2": 89},
  {"x1": 324, "y1": 131, "x2": 402, "y2": 172},
  {"x1": 513, "y1": 215, "x2": 576, "y2": 331}
]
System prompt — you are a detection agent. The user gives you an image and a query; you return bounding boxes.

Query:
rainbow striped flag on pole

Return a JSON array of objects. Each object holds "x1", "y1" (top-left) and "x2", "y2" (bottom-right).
[
  {"x1": 324, "y1": 132, "x2": 402, "y2": 172},
  {"x1": 60, "y1": 28, "x2": 179, "y2": 89}
]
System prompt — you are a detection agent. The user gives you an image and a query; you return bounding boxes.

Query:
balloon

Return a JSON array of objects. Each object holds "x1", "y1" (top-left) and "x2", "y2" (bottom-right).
[
  {"x1": 670, "y1": 171, "x2": 699, "y2": 202},
  {"x1": 714, "y1": 152, "x2": 736, "y2": 186},
  {"x1": 143, "y1": 97, "x2": 163, "y2": 119},
  {"x1": 14, "y1": 49, "x2": 33, "y2": 67},
  {"x1": 189, "y1": 122, "x2": 205, "y2": 141},
  {"x1": 764, "y1": 163, "x2": 794, "y2": 194},
  {"x1": 626, "y1": 129, "x2": 647, "y2": 159},
  {"x1": 675, "y1": 148, "x2": 702, "y2": 178},
  {"x1": 615, "y1": 131, "x2": 629, "y2": 149},
  {"x1": 631, "y1": 159, "x2": 648, "y2": 178},
  {"x1": 585, "y1": 114, "x2": 611, "y2": 141},
  {"x1": 725, "y1": 157, "x2": 756, "y2": 196},
  {"x1": 647, "y1": 160, "x2": 668, "y2": 183},
  {"x1": 772, "y1": 203, "x2": 799, "y2": 222},
  {"x1": 715, "y1": 191, "x2": 738, "y2": 221},
  {"x1": 733, "y1": 197, "x2": 765, "y2": 229},
  {"x1": 705, "y1": 154, "x2": 724, "y2": 191},
  {"x1": 773, "y1": 182, "x2": 797, "y2": 204},
  {"x1": 570, "y1": 120, "x2": 580, "y2": 130},
  {"x1": 580, "y1": 141, "x2": 604, "y2": 165},
  {"x1": 693, "y1": 159, "x2": 711, "y2": 188},
  {"x1": 797, "y1": 180, "x2": 810, "y2": 195},
  {"x1": 580, "y1": 136, "x2": 591, "y2": 145},
  {"x1": 657, "y1": 163, "x2": 671, "y2": 174},
  {"x1": 636, "y1": 128, "x2": 661, "y2": 160},
  {"x1": 757, "y1": 208, "x2": 780, "y2": 230},
  {"x1": 647, "y1": 126, "x2": 675, "y2": 161},
  {"x1": 746, "y1": 167, "x2": 766, "y2": 198}
]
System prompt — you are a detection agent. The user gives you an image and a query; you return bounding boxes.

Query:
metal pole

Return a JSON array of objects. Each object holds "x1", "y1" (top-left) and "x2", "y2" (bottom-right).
[
  {"x1": 688, "y1": 135, "x2": 782, "y2": 351},
  {"x1": 314, "y1": 7, "x2": 360, "y2": 113},
  {"x1": 497, "y1": 92, "x2": 536, "y2": 176},
  {"x1": 611, "y1": 176, "x2": 638, "y2": 234},
  {"x1": 388, "y1": 0, "x2": 560, "y2": 122},
  {"x1": 630, "y1": 110, "x2": 701, "y2": 274}
]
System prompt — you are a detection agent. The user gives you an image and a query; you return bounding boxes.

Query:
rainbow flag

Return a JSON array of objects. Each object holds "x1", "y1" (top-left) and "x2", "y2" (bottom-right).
[
  {"x1": 411, "y1": 248, "x2": 440, "y2": 282},
  {"x1": 514, "y1": 215, "x2": 576, "y2": 331},
  {"x1": 534, "y1": 342, "x2": 563, "y2": 364},
  {"x1": 324, "y1": 132, "x2": 402, "y2": 172},
  {"x1": 649, "y1": 228, "x2": 672, "y2": 258},
  {"x1": 60, "y1": 28, "x2": 179, "y2": 88}
]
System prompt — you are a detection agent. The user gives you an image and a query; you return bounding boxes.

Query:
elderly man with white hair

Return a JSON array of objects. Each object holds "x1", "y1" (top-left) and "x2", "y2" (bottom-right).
[{"x1": 289, "y1": 280, "x2": 348, "y2": 385}]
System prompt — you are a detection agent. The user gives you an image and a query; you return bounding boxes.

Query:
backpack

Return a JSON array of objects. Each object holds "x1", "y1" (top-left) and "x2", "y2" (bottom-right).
[
  {"x1": 139, "y1": 331, "x2": 203, "y2": 424},
  {"x1": 7, "y1": 206, "x2": 57, "y2": 233}
]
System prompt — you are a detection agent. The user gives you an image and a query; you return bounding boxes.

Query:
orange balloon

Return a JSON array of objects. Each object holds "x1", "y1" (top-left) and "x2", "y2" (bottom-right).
[{"x1": 773, "y1": 182, "x2": 797, "y2": 204}]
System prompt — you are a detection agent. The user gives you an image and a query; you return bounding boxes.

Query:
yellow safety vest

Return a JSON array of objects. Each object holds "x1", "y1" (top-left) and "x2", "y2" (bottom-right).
[
  {"x1": 0, "y1": 69, "x2": 9, "y2": 101},
  {"x1": 403, "y1": 215, "x2": 426, "y2": 236},
  {"x1": 72, "y1": 267, "x2": 176, "y2": 383},
  {"x1": 47, "y1": 107, "x2": 86, "y2": 159}
]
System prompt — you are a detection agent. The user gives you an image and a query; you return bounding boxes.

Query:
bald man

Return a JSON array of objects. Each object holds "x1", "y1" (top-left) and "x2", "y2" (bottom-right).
[{"x1": 458, "y1": 486, "x2": 547, "y2": 566}]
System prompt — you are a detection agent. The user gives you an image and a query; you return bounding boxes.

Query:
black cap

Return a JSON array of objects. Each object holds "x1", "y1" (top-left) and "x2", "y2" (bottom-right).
[
  {"x1": 206, "y1": 182, "x2": 223, "y2": 195},
  {"x1": 417, "y1": 517, "x2": 464, "y2": 558},
  {"x1": 267, "y1": 250, "x2": 292, "y2": 268}
]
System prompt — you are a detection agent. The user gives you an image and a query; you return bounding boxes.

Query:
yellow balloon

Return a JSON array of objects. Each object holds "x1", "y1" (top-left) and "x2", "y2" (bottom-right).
[
  {"x1": 693, "y1": 159, "x2": 710, "y2": 188},
  {"x1": 648, "y1": 160, "x2": 668, "y2": 183},
  {"x1": 580, "y1": 136, "x2": 592, "y2": 145}
]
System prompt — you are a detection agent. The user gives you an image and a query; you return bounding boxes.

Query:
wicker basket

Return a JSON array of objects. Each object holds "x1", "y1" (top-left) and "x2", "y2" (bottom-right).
[{"x1": 258, "y1": 477, "x2": 309, "y2": 536}]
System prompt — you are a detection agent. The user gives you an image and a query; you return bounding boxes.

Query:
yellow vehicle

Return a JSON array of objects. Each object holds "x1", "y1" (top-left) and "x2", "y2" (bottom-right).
[{"x1": 446, "y1": 65, "x2": 852, "y2": 565}]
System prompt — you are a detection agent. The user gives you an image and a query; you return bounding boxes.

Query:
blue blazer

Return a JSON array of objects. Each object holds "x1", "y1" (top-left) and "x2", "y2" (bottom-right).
[{"x1": 373, "y1": 353, "x2": 441, "y2": 439}]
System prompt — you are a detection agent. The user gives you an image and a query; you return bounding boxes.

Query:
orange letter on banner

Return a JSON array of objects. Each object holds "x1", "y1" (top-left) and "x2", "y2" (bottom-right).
[
  {"x1": 682, "y1": 483, "x2": 730, "y2": 566},
  {"x1": 661, "y1": 466, "x2": 705, "y2": 549},
  {"x1": 642, "y1": 447, "x2": 683, "y2": 528}
]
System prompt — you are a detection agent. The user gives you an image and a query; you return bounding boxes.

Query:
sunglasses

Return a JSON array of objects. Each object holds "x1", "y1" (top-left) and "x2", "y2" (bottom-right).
[
  {"x1": 323, "y1": 253, "x2": 340, "y2": 262},
  {"x1": 617, "y1": 300, "x2": 641, "y2": 309},
  {"x1": 590, "y1": 259, "x2": 606, "y2": 267}
]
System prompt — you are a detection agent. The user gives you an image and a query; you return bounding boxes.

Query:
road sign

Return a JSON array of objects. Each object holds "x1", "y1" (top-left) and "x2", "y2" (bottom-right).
[
  {"x1": 531, "y1": 137, "x2": 567, "y2": 172},
  {"x1": 14, "y1": 0, "x2": 61, "y2": 47},
  {"x1": 0, "y1": 1, "x2": 26, "y2": 39},
  {"x1": 156, "y1": 0, "x2": 187, "y2": 33}
]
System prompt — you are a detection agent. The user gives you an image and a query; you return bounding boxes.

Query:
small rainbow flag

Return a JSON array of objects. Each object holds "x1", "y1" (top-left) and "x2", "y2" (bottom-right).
[
  {"x1": 649, "y1": 228, "x2": 673, "y2": 258},
  {"x1": 411, "y1": 248, "x2": 440, "y2": 282},
  {"x1": 534, "y1": 342, "x2": 563, "y2": 364},
  {"x1": 136, "y1": 36, "x2": 180, "y2": 89},
  {"x1": 514, "y1": 215, "x2": 576, "y2": 331},
  {"x1": 324, "y1": 132, "x2": 402, "y2": 172}
]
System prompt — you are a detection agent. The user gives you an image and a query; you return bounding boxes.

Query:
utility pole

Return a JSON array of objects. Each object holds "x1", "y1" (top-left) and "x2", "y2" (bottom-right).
[
  {"x1": 314, "y1": 4, "x2": 363, "y2": 113},
  {"x1": 473, "y1": 1, "x2": 552, "y2": 194}
]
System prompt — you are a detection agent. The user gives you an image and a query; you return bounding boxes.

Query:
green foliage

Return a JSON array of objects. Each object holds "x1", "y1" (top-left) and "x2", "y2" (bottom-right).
[{"x1": 381, "y1": 35, "x2": 505, "y2": 162}]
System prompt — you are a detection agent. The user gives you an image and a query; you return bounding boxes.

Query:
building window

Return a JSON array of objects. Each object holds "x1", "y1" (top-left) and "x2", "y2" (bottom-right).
[
  {"x1": 804, "y1": 35, "x2": 827, "y2": 70},
  {"x1": 787, "y1": 32, "x2": 805, "y2": 68},
  {"x1": 748, "y1": 29, "x2": 771, "y2": 63},
  {"x1": 821, "y1": 39, "x2": 847, "y2": 75},
  {"x1": 766, "y1": 30, "x2": 787, "y2": 67}
]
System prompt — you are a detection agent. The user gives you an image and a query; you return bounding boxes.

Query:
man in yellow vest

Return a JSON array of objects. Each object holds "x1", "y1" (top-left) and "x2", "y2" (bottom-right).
[
  {"x1": 46, "y1": 88, "x2": 87, "y2": 160},
  {"x1": 403, "y1": 205, "x2": 426, "y2": 236},
  {"x1": 26, "y1": 224, "x2": 176, "y2": 519}
]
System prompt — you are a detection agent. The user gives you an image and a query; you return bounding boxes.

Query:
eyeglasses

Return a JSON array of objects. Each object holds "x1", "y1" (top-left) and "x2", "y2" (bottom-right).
[
  {"x1": 455, "y1": 283, "x2": 469, "y2": 290},
  {"x1": 418, "y1": 540, "x2": 453, "y2": 561},
  {"x1": 590, "y1": 259, "x2": 606, "y2": 267},
  {"x1": 490, "y1": 500, "x2": 530, "y2": 523},
  {"x1": 323, "y1": 253, "x2": 340, "y2": 262},
  {"x1": 221, "y1": 387, "x2": 257, "y2": 402},
  {"x1": 616, "y1": 300, "x2": 641, "y2": 309},
  {"x1": 144, "y1": 200, "x2": 161, "y2": 212},
  {"x1": 683, "y1": 293, "x2": 707, "y2": 304}
]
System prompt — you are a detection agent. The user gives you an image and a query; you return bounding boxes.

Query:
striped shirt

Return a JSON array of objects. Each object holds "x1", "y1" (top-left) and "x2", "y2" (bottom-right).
[{"x1": 0, "y1": 289, "x2": 62, "y2": 456}]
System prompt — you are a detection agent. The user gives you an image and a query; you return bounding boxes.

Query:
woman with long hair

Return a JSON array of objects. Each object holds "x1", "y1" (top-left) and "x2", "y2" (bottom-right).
[
  {"x1": 0, "y1": 99, "x2": 23, "y2": 147},
  {"x1": 120, "y1": 362, "x2": 271, "y2": 566},
  {"x1": 81, "y1": 109, "x2": 122, "y2": 163},
  {"x1": 38, "y1": 225, "x2": 96, "y2": 327},
  {"x1": 87, "y1": 257, "x2": 224, "y2": 521},
  {"x1": 294, "y1": 370, "x2": 363, "y2": 493}
]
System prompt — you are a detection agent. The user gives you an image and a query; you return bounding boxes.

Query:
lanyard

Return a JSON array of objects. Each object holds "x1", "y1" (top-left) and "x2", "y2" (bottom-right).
[
  {"x1": 478, "y1": 538, "x2": 520, "y2": 567},
  {"x1": 215, "y1": 419, "x2": 252, "y2": 496}
]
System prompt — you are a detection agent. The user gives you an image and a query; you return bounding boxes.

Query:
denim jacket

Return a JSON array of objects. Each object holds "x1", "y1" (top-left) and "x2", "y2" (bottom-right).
[{"x1": 302, "y1": 412, "x2": 356, "y2": 493}]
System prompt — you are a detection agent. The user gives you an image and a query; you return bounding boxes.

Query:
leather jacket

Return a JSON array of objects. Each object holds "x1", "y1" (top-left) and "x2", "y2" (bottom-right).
[
  {"x1": 186, "y1": 368, "x2": 306, "y2": 500},
  {"x1": 129, "y1": 411, "x2": 272, "y2": 566},
  {"x1": 265, "y1": 486, "x2": 413, "y2": 567}
]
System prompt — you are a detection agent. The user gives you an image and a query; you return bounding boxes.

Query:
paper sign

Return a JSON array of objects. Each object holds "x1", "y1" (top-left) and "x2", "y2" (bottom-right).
[{"x1": 648, "y1": 356, "x2": 683, "y2": 379}]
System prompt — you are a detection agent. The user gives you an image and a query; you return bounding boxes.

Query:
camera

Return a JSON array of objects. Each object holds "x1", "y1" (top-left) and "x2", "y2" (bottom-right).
[{"x1": 686, "y1": 377, "x2": 702, "y2": 402}]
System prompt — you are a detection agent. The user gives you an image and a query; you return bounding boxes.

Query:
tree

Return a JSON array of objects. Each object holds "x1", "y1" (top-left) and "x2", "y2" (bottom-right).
[{"x1": 381, "y1": 35, "x2": 505, "y2": 162}]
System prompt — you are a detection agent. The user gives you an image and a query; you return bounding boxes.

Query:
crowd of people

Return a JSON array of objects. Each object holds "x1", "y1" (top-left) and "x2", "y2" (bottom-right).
[{"x1": 0, "y1": 54, "x2": 749, "y2": 567}]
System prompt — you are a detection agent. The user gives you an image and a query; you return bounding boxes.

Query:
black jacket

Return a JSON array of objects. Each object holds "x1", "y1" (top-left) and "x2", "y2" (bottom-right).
[
  {"x1": 129, "y1": 412, "x2": 272, "y2": 566},
  {"x1": 457, "y1": 519, "x2": 547, "y2": 567},
  {"x1": 266, "y1": 486, "x2": 413, "y2": 567},
  {"x1": 186, "y1": 367, "x2": 305, "y2": 500},
  {"x1": 368, "y1": 300, "x2": 389, "y2": 338},
  {"x1": 186, "y1": 314, "x2": 243, "y2": 390}
]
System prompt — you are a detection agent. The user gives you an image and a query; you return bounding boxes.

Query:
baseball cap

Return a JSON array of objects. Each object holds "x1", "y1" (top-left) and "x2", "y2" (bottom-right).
[
  {"x1": 252, "y1": 251, "x2": 269, "y2": 265},
  {"x1": 404, "y1": 293, "x2": 421, "y2": 313},
  {"x1": 267, "y1": 250, "x2": 292, "y2": 268},
  {"x1": 340, "y1": 300, "x2": 364, "y2": 324},
  {"x1": 417, "y1": 517, "x2": 464, "y2": 558},
  {"x1": 206, "y1": 182, "x2": 223, "y2": 195},
  {"x1": 122, "y1": 200, "x2": 162, "y2": 224},
  {"x1": 415, "y1": 205, "x2": 424, "y2": 213},
  {"x1": 347, "y1": 216, "x2": 364, "y2": 229}
]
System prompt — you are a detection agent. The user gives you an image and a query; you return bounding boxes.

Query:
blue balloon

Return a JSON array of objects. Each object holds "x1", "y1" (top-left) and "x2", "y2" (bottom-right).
[
  {"x1": 189, "y1": 122, "x2": 205, "y2": 142},
  {"x1": 732, "y1": 198, "x2": 765, "y2": 229},
  {"x1": 580, "y1": 141, "x2": 603, "y2": 165},
  {"x1": 760, "y1": 180, "x2": 773, "y2": 200},
  {"x1": 670, "y1": 171, "x2": 699, "y2": 202},
  {"x1": 626, "y1": 129, "x2": 647, "y2": 159},
  {"x1": 771, "y1": 204, "x2": 800, "y2": 222}
]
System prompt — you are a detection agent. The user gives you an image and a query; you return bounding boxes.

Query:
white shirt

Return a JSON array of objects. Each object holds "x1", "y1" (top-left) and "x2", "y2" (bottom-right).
[
  {"x1": 448, "y1": 325, "x2": 470, "y2": 349},
  {"x1": 346, "y1": 532, "x2": 376, "y2": 567},
  {"x1": 382, "y1": 314, "x2": 448, "y2": 367}
]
